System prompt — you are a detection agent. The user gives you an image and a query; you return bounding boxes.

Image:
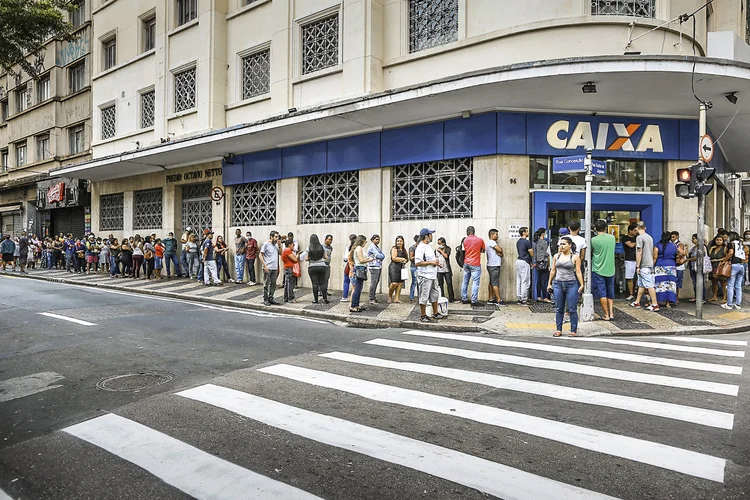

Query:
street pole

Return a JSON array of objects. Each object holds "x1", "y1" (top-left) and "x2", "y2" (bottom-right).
[
  {"x1": 580, "y1": 149, "x2": 594, "y2": 322},
  {"x1": 695, "y1": 103, "x2": 707, "y2": 319}
]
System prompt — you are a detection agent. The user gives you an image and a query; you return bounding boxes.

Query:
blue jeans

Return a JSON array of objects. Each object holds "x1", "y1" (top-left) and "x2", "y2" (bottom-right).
[
  {"x1": 727, "y1": 263, "x2": 745, "y2": 306},
  {"x1": 110, "y1": 255, "x2": 119, "y2": 276},
  {"x1": 461, "y1": 264, "x2": 481, "y2": 302},
  {"x1": 553, "y1": 280, "x2": 579, "y2": 333},
  {"x1": 343, "y1": 273, "x2": 354, "y2": 298},
  {"x1": 165, "y1": 253, "x2": 180, "y2": 276},
  {"x1": 235, "y1": 254, "x2": 245, "y2": 282},
  {"x1": 409, "y1": 267, "x2": 417, "y2": 300},
  {"x1": 351, "y1": 276, "x2": 364, "y2": 308}
]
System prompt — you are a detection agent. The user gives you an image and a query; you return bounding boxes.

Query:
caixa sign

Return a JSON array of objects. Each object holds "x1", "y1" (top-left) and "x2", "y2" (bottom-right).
[{"x1": 526, "y1": 114, "x2": 680, "y2": 159}]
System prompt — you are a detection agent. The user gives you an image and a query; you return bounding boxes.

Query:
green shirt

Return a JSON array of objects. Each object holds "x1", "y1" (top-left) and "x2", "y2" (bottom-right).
[{"x1": 591, "y1": 233, "x2": 616, "y2": 277}]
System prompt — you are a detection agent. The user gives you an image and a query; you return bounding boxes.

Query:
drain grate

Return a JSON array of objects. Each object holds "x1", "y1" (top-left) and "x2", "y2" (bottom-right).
[{"x1": 96, "y1": 371, "x2": 174, "y2": 392}]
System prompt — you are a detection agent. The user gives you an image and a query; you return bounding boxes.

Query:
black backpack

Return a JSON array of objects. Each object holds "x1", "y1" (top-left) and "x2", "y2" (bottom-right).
[{"x1": 455, "y1": 237, "x2": 466, "y2": 267}]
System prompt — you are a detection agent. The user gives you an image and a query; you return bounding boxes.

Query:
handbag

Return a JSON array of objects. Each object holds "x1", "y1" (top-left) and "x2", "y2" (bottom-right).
[
  {"x1": 292, "y1": 261, "x2": 301, "y2": 278},
  {"x1": 400, "y1": 267, "x2": 410, "y2": 281},
  {"x1": 355, "y1": 266, "x2": 368, "y2": 281},
  {"x1": 715, "y1": 261, "x2": 731, "y2": 279}
]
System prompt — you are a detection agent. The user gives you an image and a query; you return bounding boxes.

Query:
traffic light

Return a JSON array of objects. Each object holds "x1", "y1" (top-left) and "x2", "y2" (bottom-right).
[
  {"x1": 675, "y1": 162, "x2": 715, "y2": 199},
  {"x1": 694, "y1": 163, "x2": 715, "y2": 195},
  {"x1": 675, "y1": 167, "x2": 695, "y2": 199}
]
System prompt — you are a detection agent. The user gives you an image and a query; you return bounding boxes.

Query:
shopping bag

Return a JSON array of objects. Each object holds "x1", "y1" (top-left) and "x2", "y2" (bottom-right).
[{"x1": 400, "y1": 267, "x2": 410, "y2": 281}]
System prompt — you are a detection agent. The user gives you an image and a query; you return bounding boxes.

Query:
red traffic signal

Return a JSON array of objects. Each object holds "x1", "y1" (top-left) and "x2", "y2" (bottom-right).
[
  {"x1": 677, "y1": 168, "x2": 692, "y2": 183},
  {"x1": 675, "y1": 167, "x2": 695, "y2": 199}
]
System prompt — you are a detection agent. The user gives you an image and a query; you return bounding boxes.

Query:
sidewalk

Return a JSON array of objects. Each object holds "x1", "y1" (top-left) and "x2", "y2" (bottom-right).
[{"x1": 10, "y1": 268, "x2": 750, "y2": 337}]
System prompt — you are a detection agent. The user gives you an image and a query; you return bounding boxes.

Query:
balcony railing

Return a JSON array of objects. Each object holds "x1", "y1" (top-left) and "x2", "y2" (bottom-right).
[{"x1": 592, "y1": 0, "x2": 655, "y2": 18}]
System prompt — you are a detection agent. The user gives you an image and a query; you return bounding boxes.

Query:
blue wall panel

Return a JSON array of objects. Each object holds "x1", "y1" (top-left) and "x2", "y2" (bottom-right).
[
  {"x1": 444, "y1": 113, "x2": 497, "y2": 159},
  {"x1": 281, "y1": 141, "x2": 327, "y2": 178},
  {"x1": 327, "y1": 132, "x2": 381, "y2": 172},
  {"x1": 243, "y1": 149, "x2": 281, "y2": 183},
  {"x1": 679, "y1": 120, "x2": 699, "y2": 161},
  {"x1": 222, "y1": 161, "x2": 243, "y2": 186},
  {"x1": 381, "y1": 121, "x2": 444, "y2": 166},
  {"x1": 497, "y1": 112, "x2": 527, "y2": 155}
]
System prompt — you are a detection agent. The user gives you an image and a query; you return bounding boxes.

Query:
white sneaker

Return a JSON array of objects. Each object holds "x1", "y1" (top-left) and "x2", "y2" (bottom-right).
[
  {"x1": 248, "y1": 281, "x2": 256, "y2": 286},
  {"x1": 735, "y1": 304, "x2": 743, "y2": 310},
  {"x1": 625, "y1": 295, "x2": 634, "y2": 301},
  {"x1": 720, "y1": 303, "x2": 733, "y2": 310},
  {"x1": 228, "y1": 279, "x2": 235, "y2": 283},
  {"x1": 339, "y1": 297, "x2": 348, "y2": 302}
]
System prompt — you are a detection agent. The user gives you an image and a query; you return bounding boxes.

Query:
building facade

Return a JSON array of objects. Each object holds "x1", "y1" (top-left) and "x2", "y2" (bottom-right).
[
  {"x1": 0, "y1": 0, "x2": 93, "y2": 238},
  {"x1": 53, "y1": 0, "x2": 750, "y2": 300}
]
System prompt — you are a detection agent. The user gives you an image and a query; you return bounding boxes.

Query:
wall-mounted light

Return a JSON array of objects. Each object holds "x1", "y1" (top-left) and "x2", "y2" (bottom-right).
[
  {"x1": 462, "y1": 110, "x2": 471, "y2": 119},
  {"x1": 725, "y1": 92, "x2": 738, "y2": 105},
  {"x1": 582, "y1": 82, "x2": 597, "y2": 94},
  {"x1": 288, "y1": 107, "x2": 297, "y2": 113}
]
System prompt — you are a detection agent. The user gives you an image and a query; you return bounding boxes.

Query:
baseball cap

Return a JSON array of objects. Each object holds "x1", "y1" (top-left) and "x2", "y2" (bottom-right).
[
  {"x1": 419, "y1": 228, "x2": 436, "y2": 238},
  {"x1": 203, "y1": 229, "x2": 211, "y2": 235},
  {"x1": 559, "y1": 228, "x2": 570, "y2": 235}
]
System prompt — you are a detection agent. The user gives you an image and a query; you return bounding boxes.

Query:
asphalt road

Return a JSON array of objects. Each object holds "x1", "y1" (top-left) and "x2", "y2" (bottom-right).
[{"x1": 0, "y1": 275, "x2": 749, "y2": 500}]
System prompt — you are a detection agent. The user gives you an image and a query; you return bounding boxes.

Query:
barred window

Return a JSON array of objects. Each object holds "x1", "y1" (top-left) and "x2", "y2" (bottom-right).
[
  {"x1": 141, "y1": 90, "x2": 155, "y2": 128},
  {"x1": 392, "y1": 158, "x2": 473, "y2": 220},
  {"x1": 133, "y1": 188, "x2": 163, "y2": 230},
  {"x1": 101, "y1": 105, "x2": 116, "y2": 140},
  {"x1": 232, "y1": 181, "x2": 277, "y2": 226},
  {"x1": 301, "y1": 171, "x2": 359, "y2": 224},
  {"x1": 100, "y1": 193, "x2": 124, "y2": 231},
  {"x1": 301, "y1": 14, "x2": 339, "y2": 75},
  {"x1": 181, "y1": 183, "x2": 212, "y2": 233},
  {"x1": 174, "y1": 67, "x2": 196, "y2": 113},
  {"x1": 409, "y1": 0, "x2": 459, "y2": 53},
  {"x1": 241, "y1": 49, "x2": 270, "y2": 100},
  {"x1": 591, "y1": 0, "x2": 654, "y2": 17}
]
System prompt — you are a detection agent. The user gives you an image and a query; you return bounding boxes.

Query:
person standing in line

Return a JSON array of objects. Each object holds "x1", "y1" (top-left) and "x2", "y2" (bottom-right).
[
  {"x1": 179, "y1": 227, "x2": 194, "y2": 278},
  {"x1": 408, "y1": 235, "x2": 420, "y2": 302},
  {"x1": 436, "y1": 237, "x2": 455, "y2": 303},
  {"x1": 323, "y1": 234, "x2": 334, "y2": 295},
  {"x1": 548, "y1": 236, "x2": 584, "y2": 337},
  {"x1": 461, "y1": 226, "x2": 485, "y2": 306},
  {"x1": 162, "y1": 232, "x2": 180, "y2": 278},
  {"x1": 202, "y1": 232, "x2": 221, "y2": 286},
  {"x1": 670, "y1": 231, "x2": 686, "y2": 305},
  {"x1": 414, "y1": 228, "x2": 445, "y2": 323},
  {"x1": 568, "y1": 221, "x2": 587, "y2": 261},
  {"x1": 723, "y1": 232, "x2": 745, "y2": 310},
  {"x1": 708, "y1": 235, "x2": 730, "y2": 303},
  {"x1": 305, "y1": 234, "x2": 329, "y2": 304},
  {"x1": 74, "y1": 238, "x2": 86, "y2": 273},
  {"x1": 281, "y1": 239, "x2": 298, "y2": 302},
  {"x1": 99, "y1": 237, "x2": 110, "y2": 275},
  {"x1": 533, "y1": 228, "x2": 551, "y2": 304},
  {"x1": 64, "y1": 233, "x2": 75, "y2": 273},
  {"x1": 153, "y1": 238, "x2": 165, "y2": 279},
  {"x1": 143, "y1": 236, "x2": 156, "y2": 280},
  {"x1": 743, "y1": 230, "x2": 750, "y2": 288},
  {"x1": 515, "y1": 227, "x2": 534, "y2": 304},
  {"x1": 109, "y1": 238, "x2": 121, "y2": 277},
  {"x1": 52, "y1": 236, "x2": 63, "y2": 269},
  {"x1": 341, "y1": 234, "x2": 357, "y2": 302},
  {"x1": 131, "y1": 235, "x2": 144, "y2": 279},
  {"x1": 621, "y1": 224, "x2": 638, "y2": 301},
  {"x1": 1, "y1": 234, "x2": 15, "y2": 272},
  {"x1": 591, "y1": 220, "x2": 616, "y2": 320},
  {"x1": 260, "y1": 231, "x2": 282, "y2": 306},
  {"x1": 215, "y1": 235, "x2": 230, "y2": 282},
  {"x1": 687, "y1": 233, "x2": 707, "y2": 303},
  {"x1": 632, "y1": 221, "x2": 659, "y2": 311},
  {"x1": 486, "y1": 229, "x2": 505, "y2": 306},
  {"x1": 184, "y1": 234, "x2": 199, "y2": 278},
  {"x1": 17, "y1": 232, "x2": 28, "y2": 275},
  {"x1": 388, "y1": 236, "x2": 408, "y2": 303},
  {"x1": 85, "y1": 235, "x2": 99, "y2": 275},
  {"x1": 367, "y1": 234, "x2": 385, "y2": 304},
  {"x1": 196, "y1": 230, "x2": 212, "y2": 283},
  {"x1": 349, "y1": 235, "x2": 372, "y2": 313},
  {"x1": 233, "y1": 229, "x2": 247, "y2": 284},
  {"x1": 245, "y1": 231, "x2": 259, "y2": 286}
]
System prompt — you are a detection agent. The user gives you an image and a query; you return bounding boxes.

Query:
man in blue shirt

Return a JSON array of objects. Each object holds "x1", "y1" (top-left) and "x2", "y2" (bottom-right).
[
  {"x1": 1, "y1": 234, "x2": 16, "y2": 272},
  {"x1": 515, "y1": 227, "x2": 534, "y2": 304},
  {"x1": 367, "y1": 234, "x2": 385, "y2": 304},
  {"x1": 64, "y1": 233, "x2": 76, "y2": 272}
]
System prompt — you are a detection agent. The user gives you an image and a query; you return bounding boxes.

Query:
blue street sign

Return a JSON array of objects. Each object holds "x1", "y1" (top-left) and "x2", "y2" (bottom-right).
[
  {"x1": 591, "y1": 160, "x2": 606, "y2": 176},
  {"x1": 553, "y1": 156, "x2": 607, "y2": 176}
]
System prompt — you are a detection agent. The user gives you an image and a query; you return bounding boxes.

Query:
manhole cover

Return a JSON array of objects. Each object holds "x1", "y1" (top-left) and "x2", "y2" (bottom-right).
[{"x1": 96, "y1": 371, "x2": 174, "y2": 392}]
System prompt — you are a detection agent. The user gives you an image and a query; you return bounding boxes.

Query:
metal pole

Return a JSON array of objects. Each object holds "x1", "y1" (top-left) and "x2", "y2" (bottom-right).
[
  {"x1": 580, "y1": 149, "x2": 595, "y2": 322},
  {"x1": 695, "y1": 103, "x2": 707, "y2": 319}
]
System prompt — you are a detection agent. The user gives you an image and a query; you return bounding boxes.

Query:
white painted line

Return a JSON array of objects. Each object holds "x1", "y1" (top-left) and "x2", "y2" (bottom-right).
[
  {"x1": 398, "y1": 330, "x2": 743, "y2": 375},
  {"x1": 557, "y1": 337, "x2": 744, "y2": 357},
  {"x1": 366, "y1": 339, "x2": 739, "y2": 396},
  {"x1": 654, "y1": 336, "x2": 748, "y2": 347},
  {"x1": 63, "y1": 413, "x2": 322, "y2": 500},
  {"x1": 320, "y1": 352, "x2": 734, "y2": 429},
  {"x1": 38, "y1": 312, "x2": 96, "y2": 327},
  {"x1": 0, "y1": 488, "x2": 13, "y2": 500},
  {"x1": 0, "y1": 372, "x2": 64, "y2": 402},
  {"x1": 178, "y1": 384, "x2": 621, "y2": 500}
]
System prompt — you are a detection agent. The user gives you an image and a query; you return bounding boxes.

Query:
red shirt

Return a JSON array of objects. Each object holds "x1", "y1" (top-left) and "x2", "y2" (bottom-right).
[
  {"x1": 281, "y1": 247, "x2": 295, "y2": 269},
  {"x1": 154, "y1": 243, "x2": 164, "y2": 258},
  {"x1": 245, "y1": 238, "x2": 258, "y2": 259},
  {"x1": 463, "y1": 235, "x2": 485, "y2": 266}
]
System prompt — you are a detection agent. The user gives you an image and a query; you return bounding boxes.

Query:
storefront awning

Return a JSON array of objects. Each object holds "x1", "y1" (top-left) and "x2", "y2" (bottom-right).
[
  {"x1": 51, "y1": 55, "x2": 750, "y2": 182},
  {"x1": 0, "y1": 204, "x2": 22, "y2": 213}
]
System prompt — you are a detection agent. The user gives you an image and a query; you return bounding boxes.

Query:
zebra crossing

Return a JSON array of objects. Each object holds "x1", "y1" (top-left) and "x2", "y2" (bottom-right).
[{"x1": 7, "y1": 331, "x2": 747, "y2": 499}]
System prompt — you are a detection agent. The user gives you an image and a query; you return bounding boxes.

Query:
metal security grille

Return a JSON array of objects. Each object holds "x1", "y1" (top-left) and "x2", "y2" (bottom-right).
[
  {"x1": 591, "y1": 0, "x2": 654, "y2": 16},
  {"x1": 302, "y1": 14, "x2": 339, "y2": 75},
  {"x1": 182, "y1": 183, "x2": 212, "y2": 233},
  {"x1": 301, "y1": 171, "x2": 359, "y2": 224},
  {"x1": 392, "y1": 158, "x2": 473, "y2": 220},
  {"x1": 242, "y1": 50, "x2": 270, "y2": 100},
  {"x1": 133, "y1": 188, "x2": 163, "y2": 230},
  {"x1": 101, "y1": 105, "x2": 116, "y2": 140},
  {"x1": 141, "y1": 91, "x2": 155, "y2": 128},
  {"x1": 174, "y1": 67, "x2": 196, "y2": 113},
  {"x1": 100, "y1": 193, "x2": 124, "y2": 231},
  {"x1": 231, "y1": 181, "x2": 276, "y2": 226},
  {"x1": 408, "y1": 0, "x2": 459, "y2": 53}
]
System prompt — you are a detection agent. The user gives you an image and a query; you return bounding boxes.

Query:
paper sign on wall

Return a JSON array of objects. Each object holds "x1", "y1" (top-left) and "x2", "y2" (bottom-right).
[{"x1": 509, "y1": 225, "x2": 522, "y2": 239}]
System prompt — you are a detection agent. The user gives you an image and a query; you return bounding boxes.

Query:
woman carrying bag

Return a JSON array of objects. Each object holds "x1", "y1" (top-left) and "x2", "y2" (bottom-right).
[
  {"x1": 708, "y1": 235, "x2": 731, "y2": 302},
  {"x1": 388, "y1": 236, "x2": 409, "y2": 304},
  {"x1": 547, "y1": 236, "x2": 584, "y2": 338},
  {"x1": 349, "y1": 235, "x2": 373, "y2": 313}
]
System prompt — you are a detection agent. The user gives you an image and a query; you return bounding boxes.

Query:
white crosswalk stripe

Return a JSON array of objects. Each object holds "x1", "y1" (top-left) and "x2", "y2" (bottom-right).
[
  {"x1": 653, "y1": 336, "x2": 748, "y2": 347},
  {"x1": 556, "y1": 336, "x2": 745, "y2": 357}
]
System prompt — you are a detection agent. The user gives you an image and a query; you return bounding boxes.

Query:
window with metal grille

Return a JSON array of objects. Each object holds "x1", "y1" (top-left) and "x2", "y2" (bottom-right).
[
  {"x1": 16, "y1": 142, "x2": 27, "y2": 167},
  {"x1": 301, "y1": 171, "x2": 359, "y2": 224},
  {"x1": 69, "y1": 125, "x2": 84, "y2": 154},
  {"x1": 591, "y1": 0, "x2": 654, "y2": 17},
  {"x1": 16, "y1": 88, "x2": 29, "y2": 113},
  {"x1": 36, "y1": 135, "x2": 50, "y2": 161},
  {"x1": 37, "y1": 76, "x2": 50, "y2": 102},
  {"x1": 392, "y1": 158, "x2": 473, "y2": 220},
  {"x1": 99, "y1": 193, "x2": 124, "y2": 231},
  {"x1": 231, "y1": 181, "x2": 277, "y2": 226},
  {"x1": 70, "y1": 0, "x2": 85, "y2": 27},
  {"x1": 141, "y1": 90, "x2": 155, "y2": 128},
  {"x1": 176, "y1": 0, "x2": 197, "y2": 26},
  {"x1": 301, "y1": 14, "x2": 339, "y2": 75},
  {"x1": 174, "y1": 67, "x2": 196, "y2": 113},
  {"x1": 103, "y1": 37, "x2": 116, "y2": 70},
  {"x1": 101, "y1": 105, "x2": 116, "y2": 140},
  {"x1": 143, "y1": 15, "x2": 156, "y2": 52},
  {"x1": 241, "y1": 49, "x2": 270, "y2": 100},
  {"x1": 133, "y1": 188, "x2": 163, "y2": 230},
  {"x1": 408, "y1": 0, "x2": 459, "y2": 53},
  {"x1": 69, "y1": 61, "x2": 85, "y2": 93},
  {"x1": 181, "y1": 183, "x2": 213, "y2": 232}
]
